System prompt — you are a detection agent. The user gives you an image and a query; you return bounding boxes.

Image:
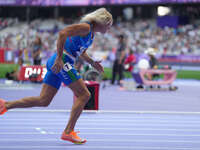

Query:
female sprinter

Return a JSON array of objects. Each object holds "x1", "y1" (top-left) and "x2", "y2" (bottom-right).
[{"x1": 0, "y1": 8, "x2": 113, "y2": 144}]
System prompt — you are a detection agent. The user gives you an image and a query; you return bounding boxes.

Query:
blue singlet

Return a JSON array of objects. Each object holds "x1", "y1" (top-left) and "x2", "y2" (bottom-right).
[{"x1": 43, "y1": 22, "x2": 94, "y2": 89}]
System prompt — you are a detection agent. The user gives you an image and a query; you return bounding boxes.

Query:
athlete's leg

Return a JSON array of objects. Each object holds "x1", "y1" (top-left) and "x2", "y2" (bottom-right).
[
  {"x1": 64, "y1": 78, "x2": 90, "y2": 134},
  {"x1": 5, "y1": 83, "x2": 58, "y2": 110},
  {"x1": 111, "y1": 60, "x2": 118, "y2": 84},
  {"x1": 118, "y1": 63, "x2": 124, "y2": 85},
  {"x1": 58, "y1": 54, "x2": 89, "y2": 143}
]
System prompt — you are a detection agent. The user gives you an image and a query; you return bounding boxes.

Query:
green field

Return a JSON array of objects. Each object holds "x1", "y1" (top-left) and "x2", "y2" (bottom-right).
[
  {"x1": 0, "y1": 64, "x2": 19, "y2": 78},
  {"x1": 0, "y1": 64, "x2": 200, "y2": 80},
  {"x1": 102, "y1": 67, "x2": 200, "y2": 80}
]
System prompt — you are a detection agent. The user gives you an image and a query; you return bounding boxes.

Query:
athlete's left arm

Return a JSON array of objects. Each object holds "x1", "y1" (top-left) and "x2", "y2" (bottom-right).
[{"x1": 80, "y1": 51, "x2": 104, "y2": 73}]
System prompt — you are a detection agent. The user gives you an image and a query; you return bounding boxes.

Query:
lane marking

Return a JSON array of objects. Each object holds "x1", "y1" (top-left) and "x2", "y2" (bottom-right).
[
  {"x1": 2, "y1": 117, "x2": 200, "y2": 121},
  {"x1": 0, "y1": 146, "x2": 199, "y2": 150},
  {"x1": 0, "y1": 132, "x2": 200, "y2": 137},
  {"x1": 9, "y1": 109, "x2": 200, "y2": 115},
  {"x1": 1, "y1": 122, "x2": 200, "y2": 127},
  {"x1": 2, "y1": 118, "x2": 200, "y2": 124},
  {"x1": 0, "y1": 138, "x2": 200, "y2": 143},
  {"x1": 1, "y1": 127, "x2": 200, "y2": 132},
  {"x1": 35, "y1": 128, "x2": 47, "y2": 134}
]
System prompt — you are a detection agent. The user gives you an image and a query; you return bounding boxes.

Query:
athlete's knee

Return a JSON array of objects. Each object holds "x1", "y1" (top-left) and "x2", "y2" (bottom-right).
[
  {"x1": 82, "y1": 90, "x2": 91, "y2": 103},
  {"x1": 37, "y1": 96, "x2": 52, "y2": 107},
  {"x1": 39, "y1": 101, "x2": 50, "y2": 107}
]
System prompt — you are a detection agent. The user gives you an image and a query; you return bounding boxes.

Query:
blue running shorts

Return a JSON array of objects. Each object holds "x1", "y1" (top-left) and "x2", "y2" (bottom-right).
[{"x1": 43, "y1": 53, "x2": 81, "y2": 89}]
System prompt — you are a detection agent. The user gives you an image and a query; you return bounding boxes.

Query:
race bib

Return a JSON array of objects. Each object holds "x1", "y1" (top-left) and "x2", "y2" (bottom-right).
[{"x1": 63, "y1": 62, "x2": 72, "y2": 72}]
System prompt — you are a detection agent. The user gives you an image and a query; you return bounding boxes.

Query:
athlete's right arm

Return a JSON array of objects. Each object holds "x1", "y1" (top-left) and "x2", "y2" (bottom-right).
[
  {"x1": 51, "y1": 23, "x2": 91, "y2": 74},
  {"x1": 56, "y1": 23, "x2": 90, "y2": 58}
]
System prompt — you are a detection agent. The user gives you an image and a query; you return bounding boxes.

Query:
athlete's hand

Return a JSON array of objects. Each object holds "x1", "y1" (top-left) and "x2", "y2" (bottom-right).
[
  {"x1": 92, "y1": 60, "x2": 104, "y2": 74},
  {"x1": 51, "y1": 57, "x2": 64, "y2": 74}
]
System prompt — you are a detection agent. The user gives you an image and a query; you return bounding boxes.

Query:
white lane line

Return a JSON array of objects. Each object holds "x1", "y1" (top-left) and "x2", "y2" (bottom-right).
[
  {"x1": 2, "y1": 119, "x2": 200, "y2": 124},
  {"x1": 0, "y1": 138, "x2": 200, "y2": 143},
  {"x1": 3, "y1": 116, "x2": 200, "y2": 120},
  {"x1": 75, "y1": 127, "x2": 200, "y2": 132},
  {"x1": 35, "y1": 128, "x2": 47, "y2": 134},
  {"x1": 0, "y1": 132, "x2": 200, "y2": 137},
  {"x1": 1, "y1": 122, "x2": 200, "y2": 127},
  {"x1": 1, "y1": 127, "x2": 200, "y2": 132},
  {"x1": 3, "y1": 115, "x2": 200, "y2": 119},
  {"x1": 0, "y1": 146, "x2": 198, "y2": 150},
  {"x1": 9, "y1": 109, "x2": 200, "y2": 115}
]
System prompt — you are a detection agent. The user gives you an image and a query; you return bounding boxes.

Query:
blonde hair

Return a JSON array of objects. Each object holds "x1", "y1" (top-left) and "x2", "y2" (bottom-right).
[{"x1": 81, "y1": 8, "x2": 113, "y2": 25}]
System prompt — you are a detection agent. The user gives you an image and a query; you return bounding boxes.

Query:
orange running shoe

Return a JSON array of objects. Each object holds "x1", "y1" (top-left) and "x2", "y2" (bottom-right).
[
  {"x1": 61, "y1": 130, "x2": 87, "y2": 144},
  {"x1": 0, "y1": 99, "x2": 7, "y2": 115}
]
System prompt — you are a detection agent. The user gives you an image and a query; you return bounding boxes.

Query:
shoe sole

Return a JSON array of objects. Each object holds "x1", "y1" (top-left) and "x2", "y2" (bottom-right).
[{"x1": 61, "y1": 136, "x2": 86, "y2": 144}]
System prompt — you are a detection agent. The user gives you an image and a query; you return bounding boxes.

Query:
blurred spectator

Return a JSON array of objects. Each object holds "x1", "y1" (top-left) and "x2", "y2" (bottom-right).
[
  {"x1": 145, "y1": 48, "x2": 158, "y2": 69},
  {"x1": 145, "y1": 47, "x2": 159, "y2": 82},
  {"x1": 124, "y1": 48, "x2": 136, "y2": 72},
  {"x1": 111, "y1": 35, "x2": 126, "y2": 85},
  {"x1": 1, "y1": 18, "x2": 200, "y2": 66},
  {"x1": 32, "y1": 36, "x2": 42, "y2": 65}
]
